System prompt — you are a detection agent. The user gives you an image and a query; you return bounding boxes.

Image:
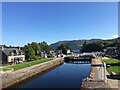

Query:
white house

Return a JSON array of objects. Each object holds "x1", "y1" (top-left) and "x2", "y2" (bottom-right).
[
  {"x1": 0, "y1": 46, "x2": 25, "y2": 64},
  {"x1": 67, "y1": 50, "x2": 71, "y2": 54}
]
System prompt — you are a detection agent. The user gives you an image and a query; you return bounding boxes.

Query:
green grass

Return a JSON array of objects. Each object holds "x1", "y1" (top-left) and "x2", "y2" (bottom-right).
[
  {"x1": 101, "y1": 58, "x2": 120, "y2": 74},
  {"x1": 102, "y1": 58, "x2": 120, "y2": 64},
  {"x1": 0, "y1": 67, "x2": 13, "y2": 71},
  {"x1": 1, "y1": 58, "x2": 52, "y2": 71},
  {"x1": 107, "y1": 66, "x2": 120, "y2": 74}
]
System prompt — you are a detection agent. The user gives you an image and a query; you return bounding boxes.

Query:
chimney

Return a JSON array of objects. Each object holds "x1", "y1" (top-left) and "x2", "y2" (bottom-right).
[{"x1": 1, "y1": 46, "x2": 4, "y2": 51}]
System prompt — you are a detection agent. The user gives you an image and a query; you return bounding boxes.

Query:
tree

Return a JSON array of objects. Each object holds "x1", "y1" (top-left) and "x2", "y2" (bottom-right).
[
  {"x1": 39, "y1": 41, "x2": 51, "y2": 52},
  {"x1": 116, "y1": 43, "x2": 120, "y2": 59},
  {"x1": 83, "y1": 40, "x2": 87, "y2": 46},
  {"x1": 57, "y1": 44, "x2": 71, "y2": 54},
  {"x1": 31, "y1": 42, "x2": 41, "y2": 55},
  {"x1": 81, "y1": 43, "x2": 103, "y2": 52},
  {"x1": 26, "y1": 46, "x2": 35, "y2": 59},
  {"x1": 22, "y1": 41, "x2": 51, "y2": 59}
]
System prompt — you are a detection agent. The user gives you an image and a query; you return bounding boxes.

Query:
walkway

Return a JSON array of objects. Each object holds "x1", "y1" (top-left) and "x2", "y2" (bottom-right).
[
  {"x1": 108, "y1": 79, "x2": 120, "y2": 89},
  {"x1": 81, "y1": 58, "x2": 109, "y2": 89},
  {"x1": 81, "y1": 57, "x2": 120, "y2": 90}
]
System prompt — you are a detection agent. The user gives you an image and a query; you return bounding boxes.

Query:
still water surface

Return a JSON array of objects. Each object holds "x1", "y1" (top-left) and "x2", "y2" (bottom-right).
[{"x1": 18, "y1": 63, "x2": 90, "y2": 88}]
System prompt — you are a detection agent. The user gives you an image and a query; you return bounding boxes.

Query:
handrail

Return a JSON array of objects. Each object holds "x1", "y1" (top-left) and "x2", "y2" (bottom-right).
[{"x1": 103, "y1": 63, "x2": 107, "y2": 82}]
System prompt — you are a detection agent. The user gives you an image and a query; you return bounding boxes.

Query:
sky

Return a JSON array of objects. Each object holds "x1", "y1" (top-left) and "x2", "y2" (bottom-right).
[{"x1": 2, "y1": 2, "x2": 118, "y2": 46}]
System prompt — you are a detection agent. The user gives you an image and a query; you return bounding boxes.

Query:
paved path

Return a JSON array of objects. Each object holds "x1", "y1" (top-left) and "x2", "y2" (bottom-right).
[
  {"x1": 81, "y1": 58, "x2": 109, "y2": 89},
  {"x1": 108, "y1": 79, "x2": 120, "y2": 89}
]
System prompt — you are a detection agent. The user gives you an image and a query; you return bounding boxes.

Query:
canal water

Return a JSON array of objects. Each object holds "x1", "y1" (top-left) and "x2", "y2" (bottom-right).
[{"x1": 14, "y1": 62, "x2": 90, "y2": 88}]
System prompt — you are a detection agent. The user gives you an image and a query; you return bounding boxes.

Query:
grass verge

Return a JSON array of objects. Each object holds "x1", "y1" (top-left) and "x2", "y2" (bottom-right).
[
  {"x1": 1, "y1": 58, "x2": 52, "y2": 71},
  {"x1": 101, "y1": 58, "x2": 120, "y2": 74}
]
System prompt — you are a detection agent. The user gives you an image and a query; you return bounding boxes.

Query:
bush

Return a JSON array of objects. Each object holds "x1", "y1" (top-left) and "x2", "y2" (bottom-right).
[{"x1": 31, "y1": 56, "x2": 39, "y2": 60}]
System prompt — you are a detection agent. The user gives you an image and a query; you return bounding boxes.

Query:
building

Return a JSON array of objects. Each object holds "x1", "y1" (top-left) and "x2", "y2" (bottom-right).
[
  {"x1": 104, "y1": 47, "x2": 118, "y2": 58},
  {"x1": 67, "y1": 50, "x2": 71, "y2": 54},
  {"x1": 46, "y1": 50, "x2": 56, "y2": 58},
  {"x1": 41, "y1": 51, "x2": 47, "y2": 58},
  {"x1": 82, "y1": 52, "x2": 96, "y2": 58},
  {"x1": 0, "y1": 46, "x2": 25, "y2": 64},
  {"x1": 72, "y1": 49, "x2": 80, "y2": 54}
]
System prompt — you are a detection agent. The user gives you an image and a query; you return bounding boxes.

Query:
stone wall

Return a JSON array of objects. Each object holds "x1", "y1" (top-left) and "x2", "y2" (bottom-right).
[{"x1": 1, "y1": 58, "x2": 64, "y2": 89}]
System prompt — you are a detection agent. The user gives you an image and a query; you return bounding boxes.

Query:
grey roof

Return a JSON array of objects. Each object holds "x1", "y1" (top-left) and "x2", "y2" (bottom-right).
[
  {"x1": 106, "y1": 47, "x2": 117, "y2": 50},
  {"x1": 2, "y1": 48, "x2": 21, "y2": 56}
]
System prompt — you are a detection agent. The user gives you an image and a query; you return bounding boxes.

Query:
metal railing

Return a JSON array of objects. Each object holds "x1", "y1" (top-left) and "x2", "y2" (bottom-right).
[{"x1": 97, "y1": 63, "x2": 107, "y2": 82}]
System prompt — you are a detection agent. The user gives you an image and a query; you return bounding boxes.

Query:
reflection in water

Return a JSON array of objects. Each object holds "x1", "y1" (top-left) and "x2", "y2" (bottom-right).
[{"x1": 17, "y1": 63, "x2": 90, "y2": 88}]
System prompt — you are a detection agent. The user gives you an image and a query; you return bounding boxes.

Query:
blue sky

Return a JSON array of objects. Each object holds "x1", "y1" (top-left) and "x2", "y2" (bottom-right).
[{"x1": 2, "y1": 2, "x2": 118, "y2": 46}]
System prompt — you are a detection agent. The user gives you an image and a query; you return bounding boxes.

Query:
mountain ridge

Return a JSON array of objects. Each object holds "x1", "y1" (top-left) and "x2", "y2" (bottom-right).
[{"x1": 50, "y1": 37, "x2": 120, "y2": 50}]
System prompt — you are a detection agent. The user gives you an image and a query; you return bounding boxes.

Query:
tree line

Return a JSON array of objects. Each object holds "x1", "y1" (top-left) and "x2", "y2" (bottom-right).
[
  {"x1": 55, "y1": 40, "x2": 120, "y2": 55},
  {"x1": 81, "y1": 40, "x2": 120, "y2": 52},
  {"x1": 22, "y1": 41, "x2": 51, "y2": 60}
]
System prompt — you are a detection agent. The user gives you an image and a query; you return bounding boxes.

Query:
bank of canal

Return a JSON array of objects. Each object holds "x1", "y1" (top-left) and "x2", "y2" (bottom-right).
[
  {"x1": 2, "y1": 58, "x2": 64, "y2": 89},
  {"x1": 13, "y1": 63, "x2": 90, "y2": 88}
]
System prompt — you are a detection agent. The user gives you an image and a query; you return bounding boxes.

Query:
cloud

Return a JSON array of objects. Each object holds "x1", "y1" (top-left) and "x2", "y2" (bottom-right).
[{"x1": 112, "y1": 35, "x2": 118, "y2": 38}]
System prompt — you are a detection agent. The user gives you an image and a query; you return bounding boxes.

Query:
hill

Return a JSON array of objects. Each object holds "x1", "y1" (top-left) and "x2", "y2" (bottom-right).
[{"x1": 50, "y1": 37, "x2": 120, "y2": 50}]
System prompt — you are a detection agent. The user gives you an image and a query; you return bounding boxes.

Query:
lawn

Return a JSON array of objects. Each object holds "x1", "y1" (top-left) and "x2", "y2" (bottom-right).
[
  {"x1": 1, "y1": 58, "x2": 52, "y2": 71},
  {"x1": 101, "y1": 58, "x2": 120, "y2": 74}
]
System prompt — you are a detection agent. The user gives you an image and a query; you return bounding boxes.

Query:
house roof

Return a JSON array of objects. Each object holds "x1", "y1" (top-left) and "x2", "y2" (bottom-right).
[
  {"x1": 2, "y1": 48, "x2": 21, "y2": 56},
  {"x1": 106, "y1": 47, "x2": 117, "y2": 50}
]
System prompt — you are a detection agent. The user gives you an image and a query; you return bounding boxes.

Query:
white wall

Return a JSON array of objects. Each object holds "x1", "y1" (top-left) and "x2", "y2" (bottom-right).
[{"x1": 8, "y1": 55, "x2": 25, "y2": 63}]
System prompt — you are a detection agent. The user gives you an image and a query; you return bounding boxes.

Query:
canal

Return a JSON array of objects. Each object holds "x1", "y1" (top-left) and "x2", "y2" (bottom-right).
[{"x1": 11, "y1": 61, "x2": 91, "y2": 88}]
